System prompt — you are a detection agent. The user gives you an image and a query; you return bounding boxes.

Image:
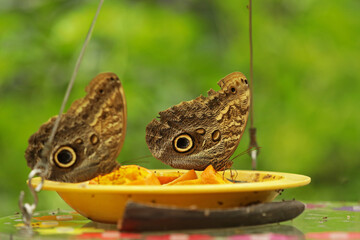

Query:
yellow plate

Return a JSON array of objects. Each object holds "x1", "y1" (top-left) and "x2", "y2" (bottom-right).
[{"x1": 31, "y1": 170, "x2": 310, "y2": 224}]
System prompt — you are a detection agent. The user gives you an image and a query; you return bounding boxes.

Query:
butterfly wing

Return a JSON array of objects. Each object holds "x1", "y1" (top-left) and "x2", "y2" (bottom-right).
[
  {"x1": 146, "y1": 72, "x2": 250, "y2": 171},
  {"x1": 25, "y1": 73, "x2": 127, "y2": 182}
]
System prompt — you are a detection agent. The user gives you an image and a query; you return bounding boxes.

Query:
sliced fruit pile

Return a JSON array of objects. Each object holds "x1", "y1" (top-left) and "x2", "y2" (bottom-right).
[{"x1": 89, "y1": 165, "x2": 233, "y2": 185}]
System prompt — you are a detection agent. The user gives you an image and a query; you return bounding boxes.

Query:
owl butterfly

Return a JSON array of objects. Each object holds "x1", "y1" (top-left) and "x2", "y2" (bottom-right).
[
  {"x1": 146, "y1": 72, "x2": 250, "y2": 171},
  {"x1": 25, "y1": 73, "x2": 126, "y2": 183}
]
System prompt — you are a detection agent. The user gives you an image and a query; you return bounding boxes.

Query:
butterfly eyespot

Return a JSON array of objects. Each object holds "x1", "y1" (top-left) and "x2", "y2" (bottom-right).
[
  {"x1": 54, "y1": 146, "x2": 76, "y2": 168},
  {"x1": 196, "y1": 128, "x2": 206, "y2": 135},
  {"x1": 90, "y1": 134, "x2": 99, "y2": 145},
  {"x1": 212, "y1": 130, "x2": 221, "y2": 142},
  {"x1": 173, "y1": 134, "x2": 194, "y2": 153},
  {"x1": 230, "y1": 87, "x2": 236, "y2": 94}
]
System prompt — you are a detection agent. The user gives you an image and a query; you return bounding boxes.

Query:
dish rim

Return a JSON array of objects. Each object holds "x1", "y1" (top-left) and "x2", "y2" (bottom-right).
[{"x1": 30, "y1": 169, "x2": 311, "y2": 194}]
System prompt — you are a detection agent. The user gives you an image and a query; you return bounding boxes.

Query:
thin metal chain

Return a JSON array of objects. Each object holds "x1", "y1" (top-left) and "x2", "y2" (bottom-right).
[
  {"x1": 248, "y1": 0, "x2": 260, "y2": 170},
  {"x1": 18, "y1": 0, "x2": 104, "y2": 229},
  {"x1": 249, "y1": 0, "x2": 254, "y2": 129},
  {"x1": 18, "y1": 169, "x2": 45, "y2": 227}
]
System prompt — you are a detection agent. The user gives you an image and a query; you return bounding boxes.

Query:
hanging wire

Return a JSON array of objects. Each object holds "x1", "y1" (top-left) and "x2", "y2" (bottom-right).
[
  {"x1": 248, "y1": 0, "x2": 260, "y2": 170},
  {"x1": 18, "y1": 0, "x2": 104, "y2": 229},
  {"x1": 41, "y1": 0, "x2": 105, "y2": 160}
]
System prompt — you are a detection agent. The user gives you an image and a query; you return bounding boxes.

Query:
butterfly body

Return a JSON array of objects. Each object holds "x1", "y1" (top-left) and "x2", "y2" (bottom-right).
[
  {"x1": 146, "y1": 72, "x2": 250, "y2": 171},
  {"x1": 25, "y1": 73, "x2": 126, "y2": 182}
]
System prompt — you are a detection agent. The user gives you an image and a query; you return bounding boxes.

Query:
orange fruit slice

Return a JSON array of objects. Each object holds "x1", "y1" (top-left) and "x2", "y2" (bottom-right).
[
  {"x1": 165, "y1": 170, "x2": 198, "y2": 185},
  {"x1": 200, "y1": 165, "x2": 232, "y2": 184},
  {"x1": 154, "y1": 171, "x2": 183, "y2": 184},
  {"x1": 89, "y1": 165, "x2": 161, "y2": 185}
]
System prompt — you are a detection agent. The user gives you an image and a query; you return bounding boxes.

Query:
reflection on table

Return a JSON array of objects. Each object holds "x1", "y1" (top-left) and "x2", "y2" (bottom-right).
[{"x1": 0, "y1": 202, "x2": 359, "y2": 240}]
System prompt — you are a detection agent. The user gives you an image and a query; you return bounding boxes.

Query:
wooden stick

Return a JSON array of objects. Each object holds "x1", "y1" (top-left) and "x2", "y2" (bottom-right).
[{"x1": 118, "y1": 200, "x2": 305, "y2": 231}]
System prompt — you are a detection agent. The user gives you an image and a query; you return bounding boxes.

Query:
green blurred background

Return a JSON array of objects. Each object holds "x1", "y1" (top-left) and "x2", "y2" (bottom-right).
[{"x1": 0, "y1": 0, "x2": 359, "y2": 217}]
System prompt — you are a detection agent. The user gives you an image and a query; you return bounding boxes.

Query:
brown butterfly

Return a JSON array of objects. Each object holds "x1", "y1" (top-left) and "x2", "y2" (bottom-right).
[
  {"x1": 146, "y1": 72, "x2": 250, "y2": 171},
  {"x1": 25, "y1": 73, "x2": 127, "y2": 182}
]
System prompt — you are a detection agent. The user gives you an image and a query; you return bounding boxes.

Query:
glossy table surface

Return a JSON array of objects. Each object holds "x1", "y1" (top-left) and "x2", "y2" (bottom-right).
[{"x1": 0, "y1": 202, "x2": 359, "y2": 240}]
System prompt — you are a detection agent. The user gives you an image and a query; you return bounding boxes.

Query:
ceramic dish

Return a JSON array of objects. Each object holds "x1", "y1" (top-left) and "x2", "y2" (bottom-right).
[{"x1": 31, "y1": 169, "x2": 311, "y2": 223}]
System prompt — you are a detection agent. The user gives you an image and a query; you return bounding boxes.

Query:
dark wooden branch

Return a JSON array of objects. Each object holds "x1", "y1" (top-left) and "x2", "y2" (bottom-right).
[{"x1": 118, "y1": 200, "x2": 305, "y2": 231}]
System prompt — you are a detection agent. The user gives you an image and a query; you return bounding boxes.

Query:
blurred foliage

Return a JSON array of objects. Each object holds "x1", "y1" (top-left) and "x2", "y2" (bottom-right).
[{"x1": 0, "y1": 0, "x2": 359, "y2": 217}]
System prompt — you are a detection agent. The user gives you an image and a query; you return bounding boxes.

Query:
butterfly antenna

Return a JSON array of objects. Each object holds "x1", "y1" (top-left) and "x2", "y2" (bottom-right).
[
  {"x1": 120, "y1": 155, "x2": 153, "y2": 165},
  {"x1": 229, "y1": 146, "x2": 261, "y2": 163}
]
